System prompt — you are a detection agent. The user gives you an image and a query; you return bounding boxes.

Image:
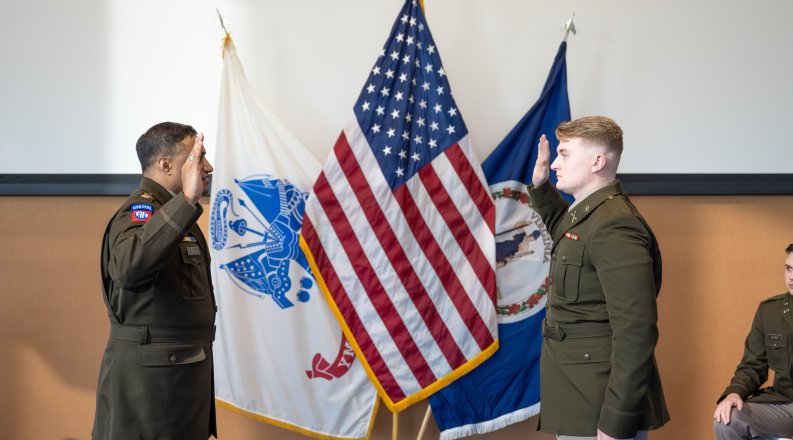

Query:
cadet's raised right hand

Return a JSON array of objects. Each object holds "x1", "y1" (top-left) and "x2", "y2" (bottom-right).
[{"x1": 531, "y1": 134, "x2": 551, "y2": 187}]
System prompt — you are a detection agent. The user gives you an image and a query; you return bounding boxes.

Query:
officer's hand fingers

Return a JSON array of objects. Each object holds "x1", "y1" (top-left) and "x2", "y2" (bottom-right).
[{"x1": 187, "y1": 133, "x2": 204, "y2": 166}]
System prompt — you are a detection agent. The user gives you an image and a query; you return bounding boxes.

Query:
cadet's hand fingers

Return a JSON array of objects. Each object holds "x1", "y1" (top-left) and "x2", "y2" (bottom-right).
[
  {"x1": 532, "y1": 134, "x2": 551, "y2": 187},
  {"x1": 538, "y1": 134, "x2": 550, "y2": 161}
]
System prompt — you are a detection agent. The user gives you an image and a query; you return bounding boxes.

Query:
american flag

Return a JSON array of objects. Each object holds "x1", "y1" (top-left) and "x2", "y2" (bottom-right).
[{"x1": 301, "y1": 0, "x2": 498, "y2": 411}]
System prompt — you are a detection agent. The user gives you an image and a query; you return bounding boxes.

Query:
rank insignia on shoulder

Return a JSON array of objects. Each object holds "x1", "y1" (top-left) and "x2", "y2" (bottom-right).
[
  {"x1": 140, "y1": 192, "x2": 153, "y2": 199},
  {"x1": 564, "y1": 232, "x2": 580, "y2": 241},
  {"x1": 131, "y1": 203, "x2": 153, "y2": 223}
]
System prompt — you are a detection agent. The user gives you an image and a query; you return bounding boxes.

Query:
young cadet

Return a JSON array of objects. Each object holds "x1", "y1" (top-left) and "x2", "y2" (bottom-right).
[{"x1": 530, "y1": 116, "x2": 669, "y2": 440}]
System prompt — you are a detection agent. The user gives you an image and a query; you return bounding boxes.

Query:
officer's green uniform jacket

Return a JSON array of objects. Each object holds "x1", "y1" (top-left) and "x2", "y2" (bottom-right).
[
  {"x1": 719, "y1": 293, "x2": 793, "y2": 404},
  {"x1": 529, "y1": 180, "x2": 669, "y2": 438},
  {"x1": 93, "y1": 177, "x2": 217, "y2": 440}
]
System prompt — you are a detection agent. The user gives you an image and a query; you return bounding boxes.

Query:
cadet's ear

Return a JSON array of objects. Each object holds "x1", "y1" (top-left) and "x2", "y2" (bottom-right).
[{"x1": 591, "y1": 153, "x2": 607, "y2": 173}]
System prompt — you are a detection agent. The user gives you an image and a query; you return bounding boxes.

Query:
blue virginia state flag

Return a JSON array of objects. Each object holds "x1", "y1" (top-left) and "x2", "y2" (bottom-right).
[{"x1": 428, "y1": 41, "x2": 571, "y2": 440}]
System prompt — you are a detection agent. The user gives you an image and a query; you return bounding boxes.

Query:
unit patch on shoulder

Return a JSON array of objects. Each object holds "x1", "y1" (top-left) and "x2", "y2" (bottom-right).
[{"x1": 131, "y1": 203, "x2": 153, "y2": 223}]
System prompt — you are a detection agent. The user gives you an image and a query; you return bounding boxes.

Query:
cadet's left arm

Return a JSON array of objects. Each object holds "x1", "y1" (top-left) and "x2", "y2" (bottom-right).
[{"x1": 589, "y1": 213, "x2": 659, "y2": 439}]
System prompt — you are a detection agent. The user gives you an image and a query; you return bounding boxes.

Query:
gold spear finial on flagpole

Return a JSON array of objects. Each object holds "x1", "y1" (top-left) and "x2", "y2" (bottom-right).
[{"x1": 562, "y1": 13, "x2": 576, "y2": 42}]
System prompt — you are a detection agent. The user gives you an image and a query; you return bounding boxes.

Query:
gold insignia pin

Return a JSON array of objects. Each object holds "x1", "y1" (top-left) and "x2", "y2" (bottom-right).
[
  {"x1": 585, "y1": 205, "x2": 590, "y2": 212},
  {"x1": 570, "y1": 211, "x2": 577, "y2": 222}
]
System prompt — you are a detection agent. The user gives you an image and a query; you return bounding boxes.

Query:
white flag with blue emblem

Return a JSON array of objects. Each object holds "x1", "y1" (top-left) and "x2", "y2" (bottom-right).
[{"x1": 209, "y1": 35, "x2": 378, "y2": 440}]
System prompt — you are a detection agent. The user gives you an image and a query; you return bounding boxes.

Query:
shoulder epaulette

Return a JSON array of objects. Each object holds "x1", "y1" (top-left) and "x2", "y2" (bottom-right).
[{"x1": 760, "y1": 293, "x2": 789, "y2": 304}]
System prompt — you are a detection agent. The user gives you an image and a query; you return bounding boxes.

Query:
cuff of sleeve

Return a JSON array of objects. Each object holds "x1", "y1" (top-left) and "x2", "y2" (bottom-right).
[
  {"x1": 160, "y1": 193, "x2": 202, "y2": 233},
  {"x1": 598, "y1": 405, "x2": 642, "y2": 440},
  {"x1": 527, "y1": 181, "x2": 563, "y2": 208},
  {"x1": 719, "y1": 385, "x2": 750, "y2": 403}
]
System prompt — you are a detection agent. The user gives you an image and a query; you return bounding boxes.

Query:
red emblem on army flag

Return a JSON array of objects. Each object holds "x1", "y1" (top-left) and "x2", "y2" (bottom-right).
[{"x1": 130, "y1": 203, "x2": 153, "y2": 223}]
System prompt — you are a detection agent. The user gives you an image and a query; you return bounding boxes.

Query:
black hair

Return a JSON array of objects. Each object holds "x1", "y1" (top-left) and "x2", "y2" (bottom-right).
[{"x1": 135, "y1": 122, "x2": 197, "y2": 172}]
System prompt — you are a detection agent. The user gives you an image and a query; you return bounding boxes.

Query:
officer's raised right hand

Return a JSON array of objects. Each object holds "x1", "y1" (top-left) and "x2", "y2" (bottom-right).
[
  {"x1": 532, "y1": 134, "x2": 551, "y2": 187},
  {"x1": 182, "y1": 133, "x2": 206, "y2": 206}
]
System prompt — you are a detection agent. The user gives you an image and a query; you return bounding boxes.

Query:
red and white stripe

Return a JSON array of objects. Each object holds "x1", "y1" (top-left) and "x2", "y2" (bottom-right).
[{"x1": 303, "y1": 115, "x2": 497, "y2": 405}]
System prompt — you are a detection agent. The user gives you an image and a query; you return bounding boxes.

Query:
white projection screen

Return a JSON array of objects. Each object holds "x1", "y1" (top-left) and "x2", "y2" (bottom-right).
[{"x1": 1, "y1": 0, "x2": 791, "y2": 194}]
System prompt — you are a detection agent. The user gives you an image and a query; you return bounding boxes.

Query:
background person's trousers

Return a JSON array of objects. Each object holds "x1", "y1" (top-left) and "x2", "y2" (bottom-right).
[
  {"x1": 557, "y1": 431, "x2": 648, "y2": 440},
  {"x1": 714, "y1": 401, "x2": 793, "y2": 440}
]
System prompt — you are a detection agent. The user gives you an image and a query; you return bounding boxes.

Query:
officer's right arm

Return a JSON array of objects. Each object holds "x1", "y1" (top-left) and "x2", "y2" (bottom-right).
[
  {"x1": 107, "y1": 193, "x2": 201, "y2": 289},
  {"x1": 719, "y1": 304, "x2": 768, "y2": 402}
]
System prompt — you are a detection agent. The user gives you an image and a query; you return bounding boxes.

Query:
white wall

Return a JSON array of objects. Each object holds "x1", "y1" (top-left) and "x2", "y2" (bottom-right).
[{"x1": 2, "y1": 0, "x2": 792, "y2": 174}]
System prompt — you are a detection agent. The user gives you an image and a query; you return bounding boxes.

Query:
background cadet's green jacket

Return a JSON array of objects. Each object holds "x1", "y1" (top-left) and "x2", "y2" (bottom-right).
[
  {"x1": 719, "y1": 293, "x2": 793, "y2": 403},
  {"x1": 93, "y1": 178, "x2": 217, "y2": 440},
  {"x1": 529, "y1": 181, "x2": 669, "y2": 438}
]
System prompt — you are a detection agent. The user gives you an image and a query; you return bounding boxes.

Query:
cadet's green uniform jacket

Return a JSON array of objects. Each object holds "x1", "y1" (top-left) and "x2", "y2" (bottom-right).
[
  {"x1": 93, "y1": 178, "x2": 217, "y2": 440},
  {"x1": 719, "y1": 293, "x2": 793, "y2": 403},
  {"x1": 529, "y1": 181, "x2": 669, "y2": 438}
]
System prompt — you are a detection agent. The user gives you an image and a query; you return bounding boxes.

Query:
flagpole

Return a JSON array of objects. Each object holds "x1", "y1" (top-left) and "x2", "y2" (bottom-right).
[
  {"x1": 216, "y1": 8, "x2": 231, "y2": 52},
  {"x1": 416, "y1": 404, "x2": 432, "y2": 440},
  {"x1": 392, "y1": 411, "x2": 398, "y2": 440},
  {"x1": 562, "y1": 13, "x2": 576, "y2": 42},
  {"x1": 216, "y1": 8, "x2": 229, "y2": 35}
]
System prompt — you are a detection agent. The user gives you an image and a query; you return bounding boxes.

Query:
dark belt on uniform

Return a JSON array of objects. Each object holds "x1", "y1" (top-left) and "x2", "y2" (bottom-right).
[
  {"x1": 110, "y1": 322, "x2": 216, "y2": 344},
  {"x1": 542, "y1": 318, "x2": 612, "y2": 341}
]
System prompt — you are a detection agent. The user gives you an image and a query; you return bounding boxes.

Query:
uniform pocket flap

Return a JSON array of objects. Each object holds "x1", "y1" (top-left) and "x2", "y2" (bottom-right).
[
  {"x1": 179, "y1": 243, "x2": 205, "y2": 266},
  {"x1": 766, "y1": 333, "x2": 787, "y2": 349},
  {"x1": 138, "y1": 343, "x2": 206, "y2": 366},
  {"x1": 557, "y1": 347, "x2": 611, "y2": 364},
  {"x1": 558, "y1": 241, "x2": 585, "y2": 266}
]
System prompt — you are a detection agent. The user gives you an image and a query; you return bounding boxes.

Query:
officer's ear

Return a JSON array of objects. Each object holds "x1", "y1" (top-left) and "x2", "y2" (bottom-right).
[{"x1": 157, "y1": 156, "x2": 173, "y2": 175}]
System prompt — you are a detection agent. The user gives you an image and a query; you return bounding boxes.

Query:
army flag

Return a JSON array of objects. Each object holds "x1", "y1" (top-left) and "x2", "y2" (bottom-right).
[
  {"x1": 300, "y1": 0, "x2": 498, "y2": 411},
  {"x1": 209, "y1": 35, "x2": 378, "y2": 439},
  {"x1": 428, "y1": 41, "x2": 571, "y2": 439}
]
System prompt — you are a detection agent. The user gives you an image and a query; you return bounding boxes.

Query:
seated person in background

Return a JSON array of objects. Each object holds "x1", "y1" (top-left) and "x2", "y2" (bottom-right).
[{"x1": 714, "y1": 244, "x2": 793, "y2": 440}]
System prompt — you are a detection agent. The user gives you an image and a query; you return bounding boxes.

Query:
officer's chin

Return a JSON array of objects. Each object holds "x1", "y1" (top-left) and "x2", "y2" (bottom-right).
[{"x1": 202, "y1": 175, "x2": 212, "y2": 196}]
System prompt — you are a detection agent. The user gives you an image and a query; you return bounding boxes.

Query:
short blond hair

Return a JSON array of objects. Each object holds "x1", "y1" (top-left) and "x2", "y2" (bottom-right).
[{"x1": 556, "y1": 115, "x2": 623, "y2": 157}]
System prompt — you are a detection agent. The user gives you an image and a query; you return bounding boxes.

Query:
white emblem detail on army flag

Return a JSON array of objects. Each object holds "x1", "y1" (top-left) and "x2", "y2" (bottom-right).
[
  {"x1": 210, "y1": 176, "x2": 315, "y2": 309},
  {"x1": 493, "y1": 183, "x2": 551, "y2": 324}
]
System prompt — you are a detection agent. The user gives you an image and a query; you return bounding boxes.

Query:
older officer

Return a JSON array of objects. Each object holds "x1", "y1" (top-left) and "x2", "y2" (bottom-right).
[
  {"x1": 93, "y1": 122, "x2": 217, "y2": 439},
  {"x1": 713, "y1": 244, "x2": 793, "y2": 439},
  {"x1": 530, "y1": 116, "x2": 669, "y2": 440}
]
